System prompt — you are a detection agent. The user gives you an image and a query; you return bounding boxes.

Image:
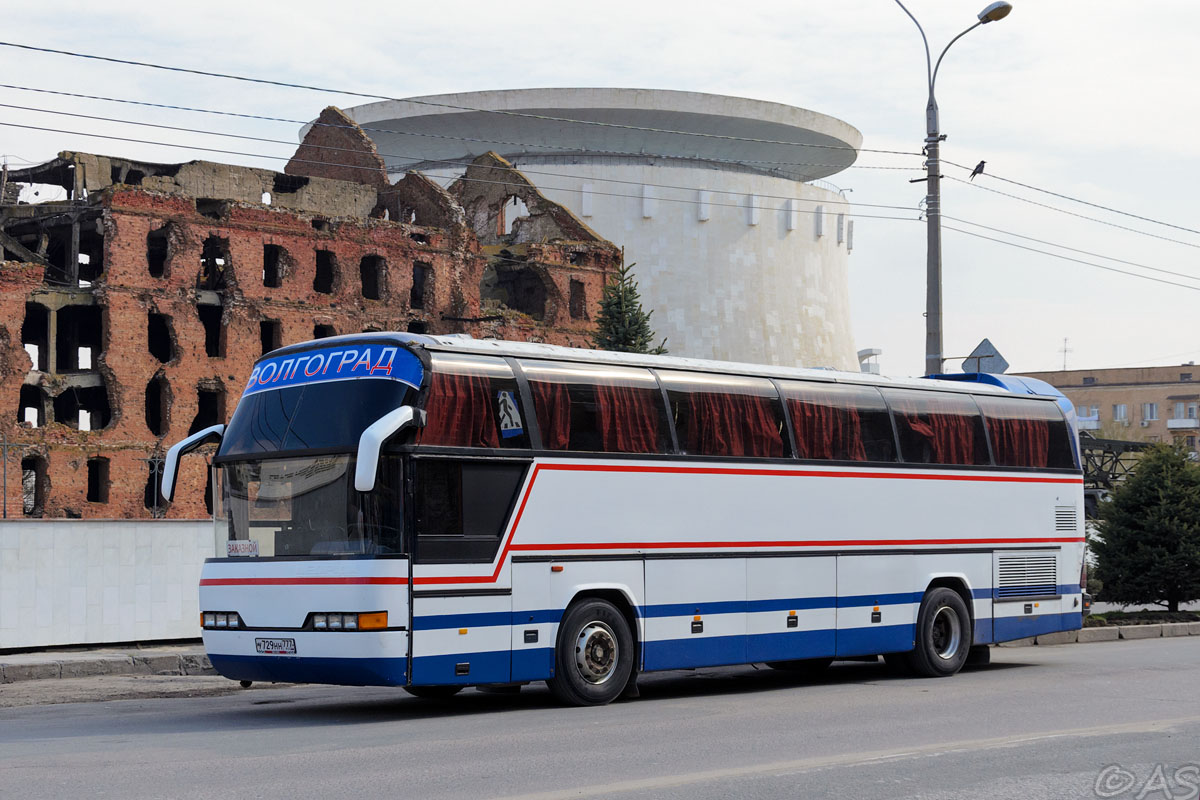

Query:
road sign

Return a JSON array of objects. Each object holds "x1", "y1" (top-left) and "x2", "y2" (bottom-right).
[{"x1": 963, "y1": 338, "x2": 1009, "y2": 374}]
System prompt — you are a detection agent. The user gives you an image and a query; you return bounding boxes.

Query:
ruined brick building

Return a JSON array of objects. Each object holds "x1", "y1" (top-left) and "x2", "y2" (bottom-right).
[{"x1": 0, "y1": 108, "x2": 619, "y2": 519}]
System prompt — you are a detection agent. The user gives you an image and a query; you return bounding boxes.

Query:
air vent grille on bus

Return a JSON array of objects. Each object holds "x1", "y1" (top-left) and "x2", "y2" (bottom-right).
[
  {"x1": 997, "y1": 554, "x2": 1058, "y2": 598},
  {"x1": 1054, "y1": 505, "x2": 1078, "y2": 533}
]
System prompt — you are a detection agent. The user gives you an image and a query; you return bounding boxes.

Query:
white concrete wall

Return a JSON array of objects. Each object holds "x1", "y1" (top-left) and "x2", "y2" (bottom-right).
[
  {"x1": 0, "y1": 520, "x2": 215, "y2": 650},
  {"x1": 430, "y1": 163, "x2": 859, "y2": 371}
]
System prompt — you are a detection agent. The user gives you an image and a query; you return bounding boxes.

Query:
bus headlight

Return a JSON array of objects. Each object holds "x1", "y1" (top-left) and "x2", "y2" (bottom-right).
[{"x1": 307, "y1": 612, "x2": 387, "y2": 631}]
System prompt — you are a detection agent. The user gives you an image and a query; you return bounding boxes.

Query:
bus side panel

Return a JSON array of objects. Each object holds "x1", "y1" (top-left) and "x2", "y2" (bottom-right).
[
  {"x1": 643, "y1": 558, "x2": 747, "y2": 671},
  {"x1": 410, "y1": 593, "x2": 512, "y2": 685},
  {"x1": 835, "y1": 555, "x2": 917, "y2": 657},
  {"x1": 745, "y1": 556, "x2": 836, "y2": 662},
  {"x1": 992, "y1": 545, "x2": 1084, "y2": 642},
  {"x1": 511, "y1": 561, "x2": 556, "y2": 681}
]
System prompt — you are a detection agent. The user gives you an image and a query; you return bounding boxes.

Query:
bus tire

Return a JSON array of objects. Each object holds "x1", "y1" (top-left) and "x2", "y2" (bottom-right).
[
  {"x1": 548, "y1": 598, "x2": 634, "y2": 706},
  {"x1": 906, "y1": 587, "x2": 972, "y2": 678},
  {"x1": 403, "y1": 685, "x2": 463, "y2": 700}
]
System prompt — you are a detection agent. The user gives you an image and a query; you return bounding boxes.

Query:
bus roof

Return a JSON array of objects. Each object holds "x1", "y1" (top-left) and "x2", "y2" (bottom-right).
[{"x1": 264, "y1": 332, "x2": 1054, "y2": 400}]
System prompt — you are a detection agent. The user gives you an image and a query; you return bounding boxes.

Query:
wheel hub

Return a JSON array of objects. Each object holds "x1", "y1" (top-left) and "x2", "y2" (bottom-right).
[
  {"x1": 574, "y1": 621, "x2": 618, "y2": 684},
  {"x1": 931, "y1": 606, "x2": 962, "y2": 660}
]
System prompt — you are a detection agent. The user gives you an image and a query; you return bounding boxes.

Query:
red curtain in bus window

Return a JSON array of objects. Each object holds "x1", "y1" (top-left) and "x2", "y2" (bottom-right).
[
  {"x1": 420, "y1": 371, "x2": 499, "y2": 448},
  {"x1": 988, "y1": 416, "x2": 1050, "y2": 467},
  {"x1": 892, "y1": 394, "x2": 978, "y2": 464},
  {"x1": 788, "y1": 396, "x2": 867, "y2": 461},
  {"x1": 530, "y1": 380, "x2": 571, "y2": 450},
  {"x1": 596, "y1": 383, "x2": 661, "y2": 453},
  {"x1": 683, "y1": 392, "x2": 783, "y2": 458}
]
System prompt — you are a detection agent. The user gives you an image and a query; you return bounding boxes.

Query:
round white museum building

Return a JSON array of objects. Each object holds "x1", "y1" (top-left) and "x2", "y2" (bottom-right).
[{"x1": 344, "y1": 88, "x2": 862, "y2": 370}]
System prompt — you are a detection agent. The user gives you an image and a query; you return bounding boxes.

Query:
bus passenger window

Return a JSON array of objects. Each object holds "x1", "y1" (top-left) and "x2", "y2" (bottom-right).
[
  {"x1": 413, "y1": 459, "x2": 528, "y2": 563},
  {"x1": 975, "y1": 395, "x2": 1075, "y2": 469},
  {"x1": 418, "y1": 354, "x2": 530, "y2": 449},
  {"x1": 521, "y1": 361, "x2": 669, "y2": 454},
  {"x1": 883, "y1": 389, "x2": 989, "y2": 466},
  {"x1": 658, "y1": 371, "x2": 788, "y2": 459},
  {"x1": 780, "y1": 381, "x2": 896, "y2": 462}
]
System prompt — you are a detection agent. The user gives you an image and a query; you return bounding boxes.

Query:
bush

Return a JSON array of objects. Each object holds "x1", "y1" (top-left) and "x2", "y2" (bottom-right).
[{"x1": 1093, "y1": 444, "x2": 1200, "y2": 612}]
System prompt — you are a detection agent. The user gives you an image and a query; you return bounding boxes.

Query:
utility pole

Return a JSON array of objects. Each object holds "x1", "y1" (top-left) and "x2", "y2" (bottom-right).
[{"x1": 1060, "y1": 337, "x2": 1073, "y2": 371}]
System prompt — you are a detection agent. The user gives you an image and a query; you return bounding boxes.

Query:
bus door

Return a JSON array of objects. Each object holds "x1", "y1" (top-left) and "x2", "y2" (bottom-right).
[{"x1": 407, "y1": 456, "x2": 530, "y2": 687}]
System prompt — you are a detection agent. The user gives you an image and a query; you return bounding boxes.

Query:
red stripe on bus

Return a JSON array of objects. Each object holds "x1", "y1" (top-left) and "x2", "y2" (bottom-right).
[
  {"x1": 199, "y1": 577, "x2": 409, "y2": 586},
  {"x1": 509, "y1": 536, "x2": 1084, "y2": 551}
]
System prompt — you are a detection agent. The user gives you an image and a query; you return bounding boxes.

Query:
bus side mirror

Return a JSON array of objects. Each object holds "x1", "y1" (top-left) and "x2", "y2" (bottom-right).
[
  {"x1": 355, "y1": 406, "x2": 423, "y2": 492},
  {"x1": 162, "y1": 424, "x2": 225, "y2": 502}
]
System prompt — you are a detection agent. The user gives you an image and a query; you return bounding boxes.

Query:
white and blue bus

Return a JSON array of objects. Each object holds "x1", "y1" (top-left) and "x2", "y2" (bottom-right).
[{"x1": 165, "y1": 333, "x2": 1085, "y2": 706}]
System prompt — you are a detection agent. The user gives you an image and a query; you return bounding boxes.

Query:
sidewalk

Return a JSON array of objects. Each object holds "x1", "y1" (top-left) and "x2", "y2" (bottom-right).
[{"x1": 0, "y1": 642, "x2": 213, "y2": 684}]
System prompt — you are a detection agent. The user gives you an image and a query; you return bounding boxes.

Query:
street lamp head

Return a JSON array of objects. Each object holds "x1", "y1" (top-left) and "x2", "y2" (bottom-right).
[{"x1": 978, "y1": 1, "x2": 1013, "y2": 23}]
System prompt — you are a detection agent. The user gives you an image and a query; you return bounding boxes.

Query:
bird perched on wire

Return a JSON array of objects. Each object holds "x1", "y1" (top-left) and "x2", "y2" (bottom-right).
[{"x1": 969, "y1": 160, "x2": 986, "y2": 180}]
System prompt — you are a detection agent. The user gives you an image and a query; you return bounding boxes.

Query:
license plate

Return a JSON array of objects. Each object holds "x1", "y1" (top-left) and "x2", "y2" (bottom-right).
[{"x1": 255, "y1": 637, "x2": 296, "y2": 655}]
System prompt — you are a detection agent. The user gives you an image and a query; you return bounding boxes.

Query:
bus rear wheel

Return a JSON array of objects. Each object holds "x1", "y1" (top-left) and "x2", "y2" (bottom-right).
[
  {"x1": 548, "y1": 598, "x2": 634, "y2": 706},
  {"x1": 905, "y1": 587, "x2": 971, "y2": 678}
]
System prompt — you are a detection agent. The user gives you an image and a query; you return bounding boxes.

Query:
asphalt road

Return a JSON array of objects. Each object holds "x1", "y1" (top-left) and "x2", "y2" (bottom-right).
[{"x1": 2, "y1": 638, "x2": 1198, "y2": 800}]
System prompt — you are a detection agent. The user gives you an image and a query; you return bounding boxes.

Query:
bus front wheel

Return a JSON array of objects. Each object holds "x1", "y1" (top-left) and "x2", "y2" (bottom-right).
[
  {"x1": 906, "y1": 587, "x2": 971, "y2": 678},
  {"x1": 548, "y1": 598, "x2": 634, "y2": 706}
]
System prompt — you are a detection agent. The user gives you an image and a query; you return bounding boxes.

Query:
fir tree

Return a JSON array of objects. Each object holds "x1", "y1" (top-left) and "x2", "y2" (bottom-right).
[
  {"x1": 591, "y1": 262, "x2": 667, "y2": 354},
  {"x1": 1093, "y1": 444, "x2": 1200, "y2": 612}
]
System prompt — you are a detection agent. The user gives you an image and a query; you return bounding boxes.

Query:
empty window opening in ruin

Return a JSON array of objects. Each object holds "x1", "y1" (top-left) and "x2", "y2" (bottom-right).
[
  {"x1": 261, "y1": 192, "x2": 272, "y2": 205},
  {"x1": 481, "y1": 263, "x2": 548, "y2": 320},
  {"x1": 263, "y1": 244, "x2": 285, "y2": 287},
  {"x1": 569, "y1": 279, "x2": 586, "y2": 319},
  {"x1": 148, "y1": 312, "x2": 174, "y2": 364},
  {"x1": 110, "y1": 165, "x2": 146, "y2": 186},
  {"x1": 22, "y1": 455, "x2": 48, "y2": 517},
  {"x1": 76, "y1": 226, "x2": 104, "y2": 284},
  {"x1": 21, "y1": 302, "x2": 49, "y2": 371},
  {"x1": 409, "y1": 232, "x2": 429, "y2": 245},
  {"x1": 360, "y1": 255, "x2": 385, "y2": 300},
  {"x1": 260, "y1": 319, "x2": 282, "y2": 355},
  {"x1": 145, "y1": 373, "x2": 170, "y2": 437},
  {"x1": 195, "y1": 198, "x2": 226, "y2": 219},
  {"x1": 502, "y1": 196, "x2": 530, "y2": 236},
  {"x1": 313, "y1": 323, "x2": 335, "y2": 339},
  {"x1": 274, "y1": 174, "x2": 309, "y2": 194},
  {"x1": 53, "y1": 383, "x2": 111, "y2": 431},
  {"x1": 411, "y1": 261, "x2": 430, "y2": 310},
  {"x1": 407, "y1": 320, "x2": 428, "y2": 334},
  {"x1": 198, "y1": 236, "x2": 230, "y2": 291},
  {"x1": 311, "y1": 218, "x2": 330, "y2": 232},
  {"x1": 55, "y1": 305, "x2": 103, "y2": 373},
  {"x1": 87, "y1": 457, "x2": 110, "y2": 503},
  {"x1": 197, "y1": 304, "x2": 225, "y2": 358},
  {"x1": 314, "y1": 249, "x2": 337, "y2": 294},
  {"x1": 147, "y1": 223, "x2": 171, "y2": 277},
  {"x1": 18, "y1": 385, "x2": 47, "y2": 427},
  {"x1": 189, "y1": 384, "x2": 226, "y2": 435}
]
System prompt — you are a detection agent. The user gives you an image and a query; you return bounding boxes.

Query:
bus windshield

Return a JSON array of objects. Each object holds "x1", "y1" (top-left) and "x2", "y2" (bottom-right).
[{"x1": 216, "y1": 454, "x2": 404, "y2": 556}]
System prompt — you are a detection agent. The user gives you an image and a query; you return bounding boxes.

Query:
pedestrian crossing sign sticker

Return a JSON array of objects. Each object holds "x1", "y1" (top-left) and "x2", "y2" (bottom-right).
[{"x1": 497, "y1": 391, "x2": 524, "y2": 438}]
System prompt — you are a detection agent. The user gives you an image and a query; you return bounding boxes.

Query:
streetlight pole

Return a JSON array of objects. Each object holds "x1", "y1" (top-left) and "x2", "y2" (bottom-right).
[{"x1": 895, "y1": 1, "x2": 1013, "y2": 377}]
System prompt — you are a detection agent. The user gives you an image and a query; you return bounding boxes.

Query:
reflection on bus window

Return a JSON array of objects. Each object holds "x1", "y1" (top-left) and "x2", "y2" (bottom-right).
[
  {"x1": 418, "y1": 354, "x2": 530, "y2": 449},
  {"x1": 522, "y1": 361, "x2": 669, "y2": 454},
  {"x1": 413, "y1": 459, "x2": 528, "y2": 563},
  {"x1": 883, "y1": 389, "x2": 989, "y2": 466},
  {"x1": 780, "y1": 381, "x2": 896, "y2": 462},
  {"x1": 976, "y1": 395, "x2": 1075, "y2": 469},
  {"x1": 659, "y1": 371, "x2": 788, "y2": 459}
]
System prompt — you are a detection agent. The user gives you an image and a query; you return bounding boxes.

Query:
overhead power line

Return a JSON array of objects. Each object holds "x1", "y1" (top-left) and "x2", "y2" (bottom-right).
[
  {"x1": 942, "y1": 224, "x2": 1200, "y2": 292},
  {"x1": 0, "y1": 83, "x2": 920, "y2": 174},
  {"x1": 943, "y1": 215, "x2": 1200, "y2": 283},
  {"x1": 0, "y1": 101, "x2": 919, "y2": 213},
  {"x1": 944, "y1": 158, "x2": 1200, "y2": 238},
  {"x1": 944, "y1": 175, "x2": 1200, "y2": 251},
  {"x1": 0, "y1": 40, "x2": 918, "y2": 157},
  {"x1": 0, "y1": 120, "x2": 921, "y2": 222}
]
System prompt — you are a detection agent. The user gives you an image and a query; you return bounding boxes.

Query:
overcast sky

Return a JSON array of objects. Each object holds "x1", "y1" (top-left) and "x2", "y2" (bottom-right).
[{"x1": 4, "y1": 1, "x2": 1198, "y2": 377}]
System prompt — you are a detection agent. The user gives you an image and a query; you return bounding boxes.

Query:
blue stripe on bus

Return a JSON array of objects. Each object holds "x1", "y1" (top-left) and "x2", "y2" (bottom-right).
[
  {"x1": 512, "y1": 647, "x2": 555, "y2": 682},
  {"x1": 208, "y1": 653, "x2": 407, "y2": 686},
  {"x1": 994, "y1": 612, "x2": 1081, "y2": 641},
  {"x1": 836, "y1": 623, "x2": 915, "y2": 657},
  {"x1": 745, "y1": 629, "x2": 836, "y2": 663},
  {"x1": 410, "y1": 649, "x2": 511, "y2": 685},
  {"x1": 412, "y1": 609, "x2": 563, "y2": 631}
]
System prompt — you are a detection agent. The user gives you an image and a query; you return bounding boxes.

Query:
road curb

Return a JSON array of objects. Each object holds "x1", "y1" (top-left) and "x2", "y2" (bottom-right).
[
  {"x1": 0, "y1": 651, "x2": 213, "y2": 685},
  {"x1": 1078, "y1": 627, "x2": 1120, "y2": 642},
  {"x1": 1118, "y1": 624, "x2": 1164, "y2": 639}
]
